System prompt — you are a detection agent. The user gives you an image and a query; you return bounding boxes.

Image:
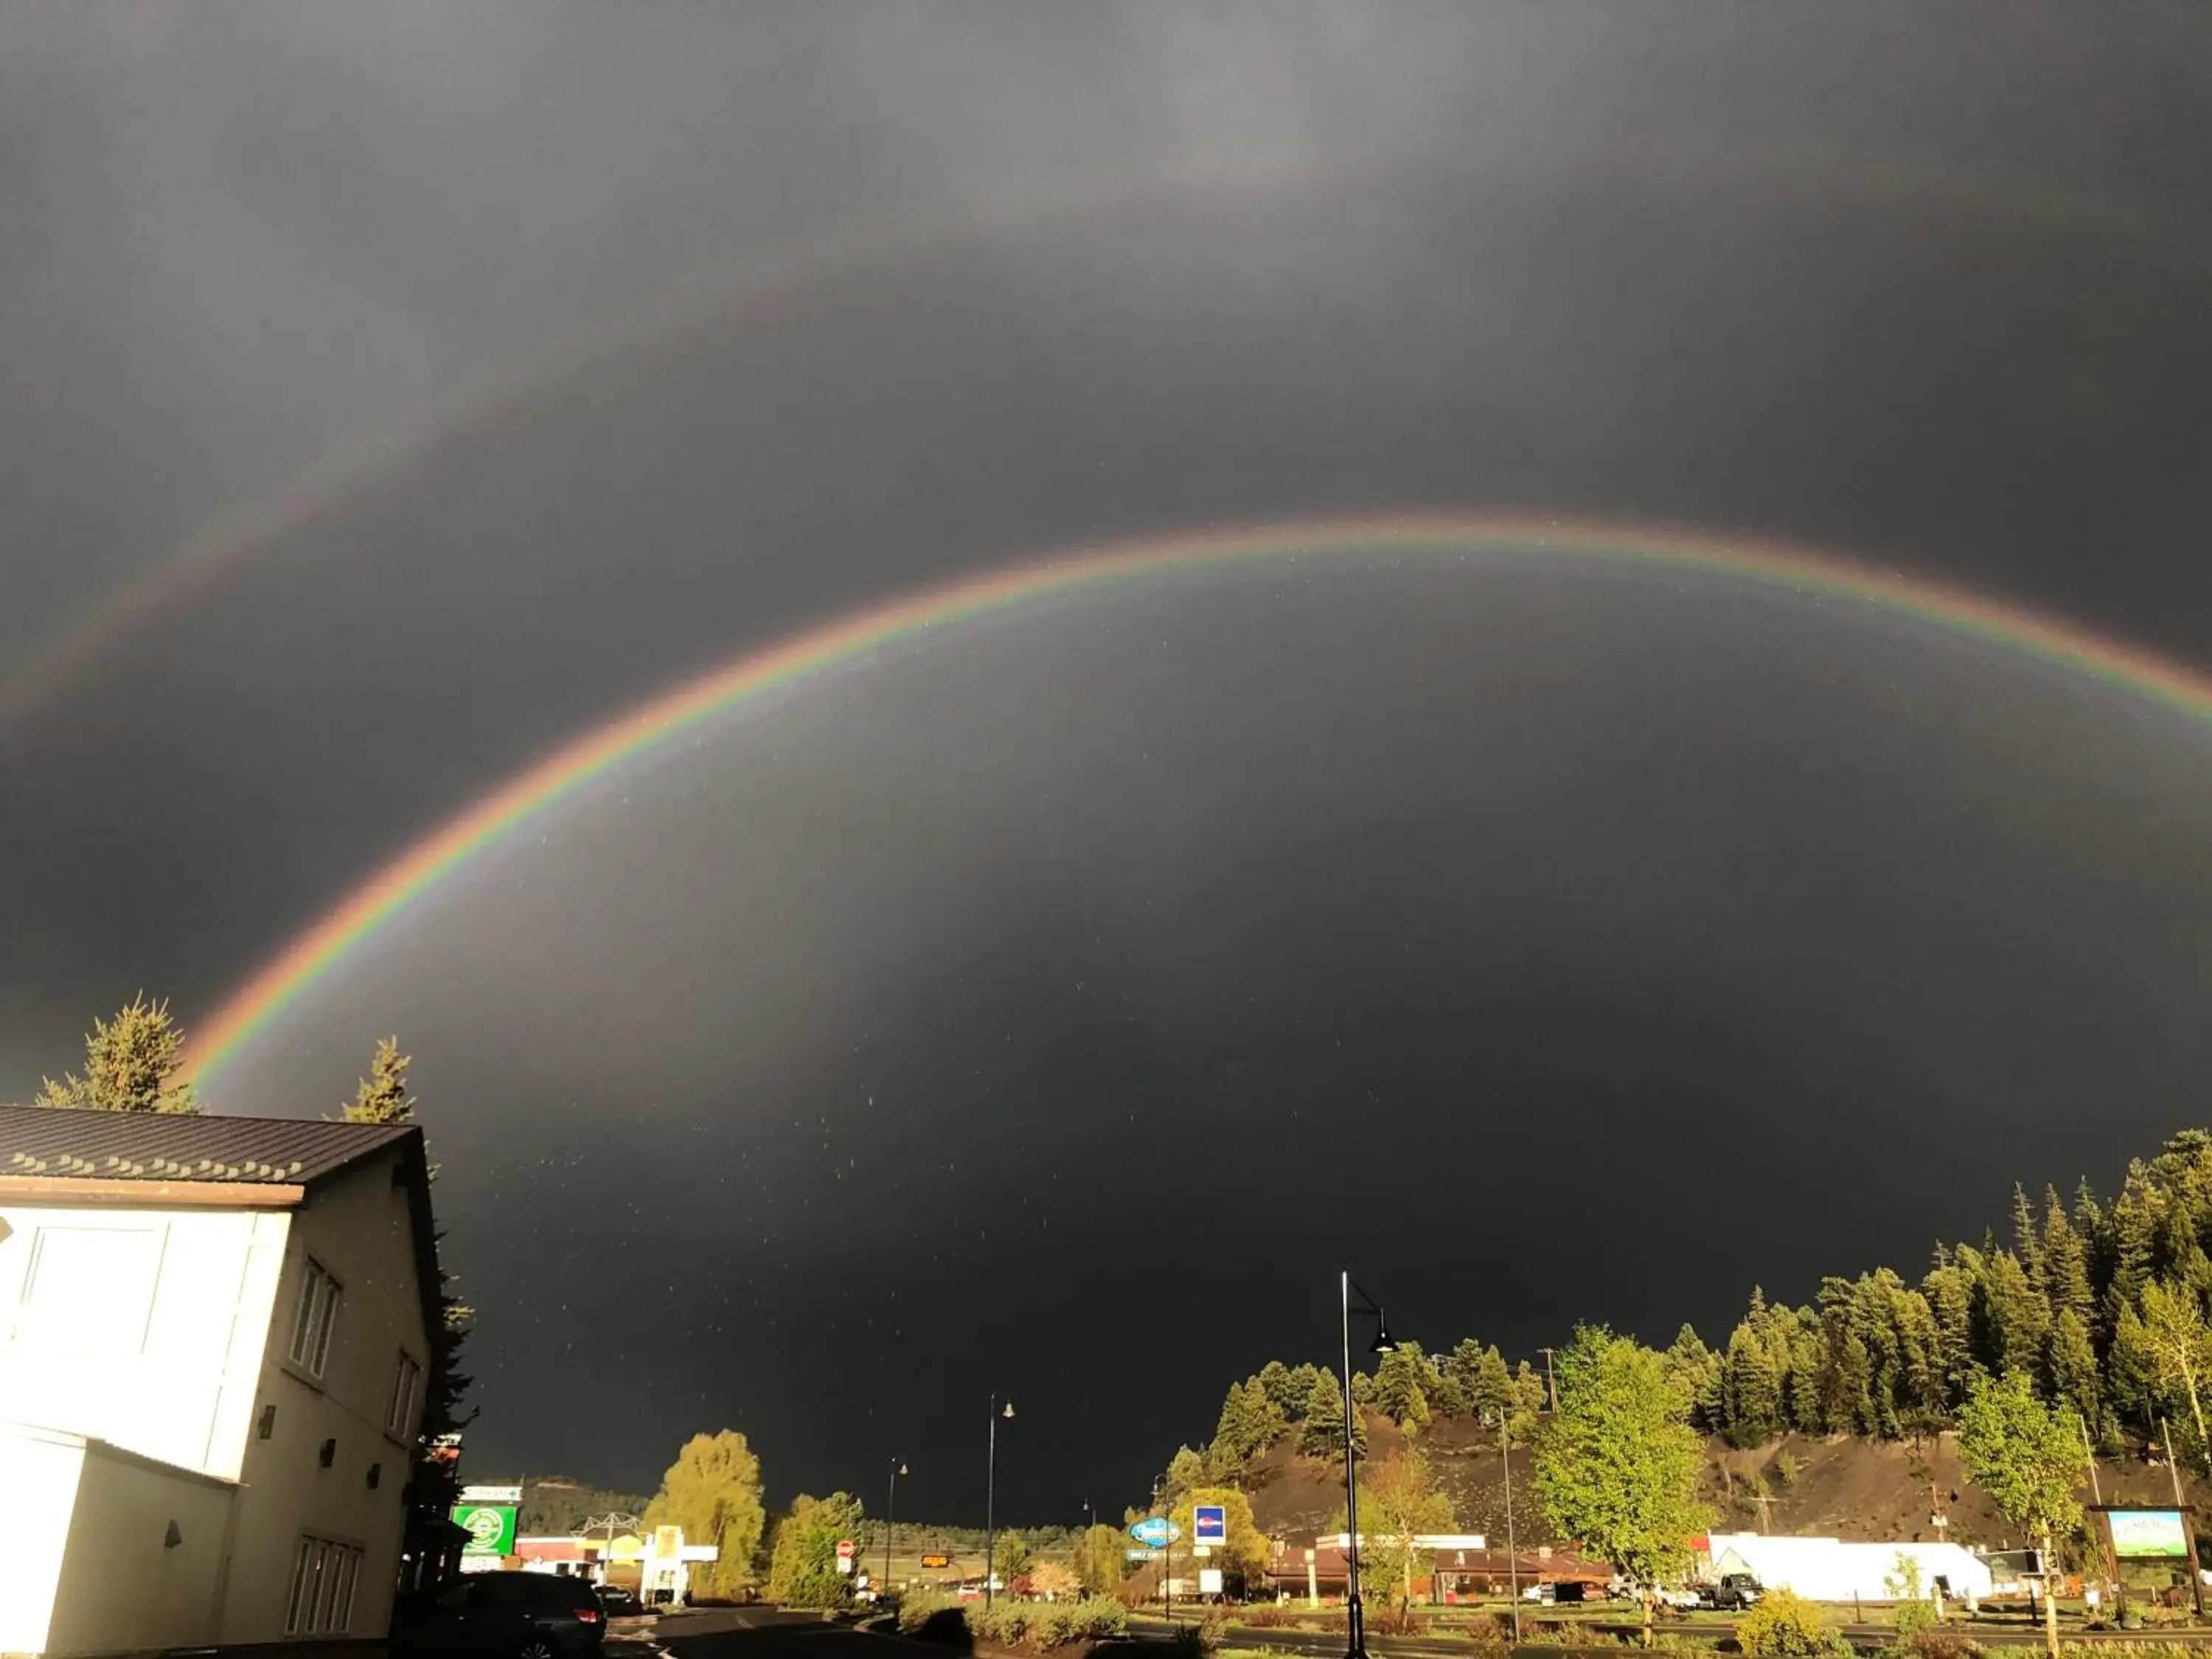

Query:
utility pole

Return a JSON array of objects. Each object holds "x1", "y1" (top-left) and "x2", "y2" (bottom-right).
[
  {"x1": 582, "y1": 1512, "x2": 641, "y2": 1588},
  {"x1": 2081, "y1": 1416, "x2": 2103, "y2": 1506},
  {"x1": 1492, "y1": 1409, "x2": 1520, "y2": 1644},
  {"x1": 1538, "y1": 1349, "x2": 1559, "y2": 1414}
]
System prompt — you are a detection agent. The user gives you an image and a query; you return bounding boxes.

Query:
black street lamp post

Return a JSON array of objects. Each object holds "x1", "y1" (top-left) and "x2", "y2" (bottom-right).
[
  {"x1": 1340, "y1": 1272, "x2": 1395, "y2": 1659},
  {"x1": 985, "y1": 1398, "x2": 1014, "y2": 1608},
  {"x1": 885, "y1": 1458, "x2": 907, "y2": 1600}
]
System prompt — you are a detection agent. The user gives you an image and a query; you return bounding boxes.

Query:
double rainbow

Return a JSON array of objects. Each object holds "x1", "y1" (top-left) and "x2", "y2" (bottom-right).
[{"x1": 178, "y1": 510, "x2": 2212, "y2": 1086}]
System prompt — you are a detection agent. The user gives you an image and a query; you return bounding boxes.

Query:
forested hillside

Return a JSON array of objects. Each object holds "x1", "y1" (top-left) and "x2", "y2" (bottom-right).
[{"x1": 1162, "y1": 1128, "x2": 2212, "y2": 1521}]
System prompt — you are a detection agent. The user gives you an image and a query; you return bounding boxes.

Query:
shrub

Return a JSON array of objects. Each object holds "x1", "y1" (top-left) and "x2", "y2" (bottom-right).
[
  {"x1": 1901, "y1": 1629, "x2": 1980, "y2": 1659},
  {"x1": 897, "y1": 1589, "x2": 959, "y2": 1635},
  {"x1": 969, "y1": 1601, "x2": 1032, "y2": 1649},
  {"x1": 1891, "y1": 1599, "x2": 1936, "y2": 1641},
  {"x1": 1034, "y1": 1596, "x2": 1130, "y2": 1648},
  {"x1": 1775, "y1": 1453, "x2": 1800, "y2": 1489},
  {"x1": 1736, "y1": 1590, "x2": 1840, "y2": 1658},
  {"x1": 1368, "y1": 1607, "x2": 1428, "y2": 1637},
  {"x1": 1239, "y1": 1607, "x2": 1295, "y2": 1628}
]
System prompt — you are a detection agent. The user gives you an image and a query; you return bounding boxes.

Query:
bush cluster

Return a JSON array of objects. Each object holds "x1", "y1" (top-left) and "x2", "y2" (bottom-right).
[
  {"x1": 1736, "y1": 1589, "x2": 1844, "y2": 1658},
  {"x1": 896, "y1": 1588, "x2": 960, "y2": 1635},
  {"x1": 900, "y1": 1593, "x2": 1132, "y2": 1652},
  {"x1": 1891, "y1": 1599, "x2": 1937, "y2": 1642},
  {"x1": 1899, "y1": 1629, "x2": 1980, "y2": 1659}
]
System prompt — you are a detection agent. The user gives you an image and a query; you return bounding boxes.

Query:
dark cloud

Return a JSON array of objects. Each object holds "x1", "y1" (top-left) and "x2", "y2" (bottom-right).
[{"x1": 5, "y1": 1, "x2": 2212, "y2": 1514}]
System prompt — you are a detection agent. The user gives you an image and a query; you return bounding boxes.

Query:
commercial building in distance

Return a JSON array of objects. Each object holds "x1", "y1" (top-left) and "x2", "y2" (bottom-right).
[{"x1": 0, "y1": 1105, "x2": 442, "y2": 1657}]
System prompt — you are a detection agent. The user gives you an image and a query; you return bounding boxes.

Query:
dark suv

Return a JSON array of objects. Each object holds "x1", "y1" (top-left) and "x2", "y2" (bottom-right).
[
  {"x1": 1700, "y1": 1573, "x2": 1763, "y2": 1611},
  {"x1": 395, "y1": 1572, "x2": 607, "y2": 1659}
]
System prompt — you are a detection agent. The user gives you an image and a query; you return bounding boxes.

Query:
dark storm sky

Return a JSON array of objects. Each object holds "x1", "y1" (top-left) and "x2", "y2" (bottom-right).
[{"x1": 6, "y1": 2, "x2": 2212, "y2": 1523}]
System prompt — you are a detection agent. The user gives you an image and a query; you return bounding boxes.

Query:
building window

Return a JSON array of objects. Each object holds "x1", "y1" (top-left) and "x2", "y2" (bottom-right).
[
  {"x1": 287, "y1": 1256, "x2": 341, "y2": 1375},
  {"x1": 286, "y1": 1535, "x2": 364, "y2": 1635},
  {"x1": 387, "y1": 1350, "x2": 423, "y2": 1436}
]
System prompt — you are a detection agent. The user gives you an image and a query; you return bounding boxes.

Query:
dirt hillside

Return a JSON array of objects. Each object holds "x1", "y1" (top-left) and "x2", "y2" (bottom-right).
[{"x1": 1242, "y1": 1413, "x2": 2210, "y2": 1552}]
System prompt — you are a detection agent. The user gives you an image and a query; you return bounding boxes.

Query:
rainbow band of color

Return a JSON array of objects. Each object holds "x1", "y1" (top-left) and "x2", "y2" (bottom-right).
[{"x1": 179, "y1": 510, "x2": 2212, "y2": 1085}]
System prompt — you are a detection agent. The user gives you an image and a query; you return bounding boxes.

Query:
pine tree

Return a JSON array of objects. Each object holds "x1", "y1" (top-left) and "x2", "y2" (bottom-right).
[
  {"x1": 1256, "y1": 1360, "x2": 1302, "y2": 1419},
  {"x1": 1722, "y1": 1317, "x2": 1781, "y2": 1444},
  {"x1": 2048, "y1": 1307, "x2": 2103, "y2": 1443},
  {"x1": 2013, "y1": 1183, "x2": 2048, "y2": 1301},
  {"x1": 1300, "y1": 1371, "x2": 1364, "y2": 1456},
  {"x1": 34, "y1": 994, "x2": 199, "y2": 1114},
  {"x1": 343, "y1": 1035, "x2": 415, "y2": 1123},
  {"x1": 1371, "y1": 1347, "x2": 1432, "y2": 1434},
  {"x1": 2042, "y1": 1190, "x2": 2094, "y2": 1324}
]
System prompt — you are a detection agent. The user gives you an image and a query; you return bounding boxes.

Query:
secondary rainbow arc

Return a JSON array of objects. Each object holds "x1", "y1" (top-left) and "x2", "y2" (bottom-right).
[{"x1": 179, "y1": 510, "x2": 2212, "y2": 1086}]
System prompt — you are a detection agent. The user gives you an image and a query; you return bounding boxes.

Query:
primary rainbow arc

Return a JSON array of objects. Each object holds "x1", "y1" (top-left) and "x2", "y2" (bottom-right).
[{"x1": 179, "y1": 510, "x2": 2212, "y2": 1085}]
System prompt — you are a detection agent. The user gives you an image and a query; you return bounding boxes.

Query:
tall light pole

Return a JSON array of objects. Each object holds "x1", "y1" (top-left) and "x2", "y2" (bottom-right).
[
  {"x1": 1340, "y1": 1273, "x2": 1395, "y2": 1659},
  {"x1": 886, "y1": 1459, "x2": 907, "y2": 1599},
  {"x1": 985, "y1": 1398, "x2": 1014, "y2": 1608},
  {"x1": 1486, "y1": 1410, "x2": 1520, "y2": 1643}
]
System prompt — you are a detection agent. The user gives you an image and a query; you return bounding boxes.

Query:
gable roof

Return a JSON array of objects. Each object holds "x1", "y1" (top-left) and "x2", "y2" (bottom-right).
[
  {"x1": 0, "y1": 1102, "x2": 445, "y2": 1359},
  {"x1": 0, "y1": 1103, "x2": 415, "y2": 1187}
]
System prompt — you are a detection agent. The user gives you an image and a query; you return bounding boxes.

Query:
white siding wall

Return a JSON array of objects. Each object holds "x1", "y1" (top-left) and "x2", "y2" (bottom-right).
[
  {"x1": 226, "y1": 1156, "x2": 431, "y2": 1644},
  {"x1": 0, "y1": 1150, "x2": 431, "y2": 1652},
  {"x1": 0, "y1": 1202, "x2": 291, "y2": 1479},
  {"x1": 45, "y1": 1439, "x2": 236, "y2": 1655},
  {"x1": 0, "y1": 1422, "x2": 87, "y2": 1655}
]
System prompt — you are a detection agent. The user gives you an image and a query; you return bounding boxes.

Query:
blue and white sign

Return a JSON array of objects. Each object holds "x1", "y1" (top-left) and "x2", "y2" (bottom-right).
[
  {"x1": 1193, "y1": 1505, "x2": 1227, "y2": 1546},
  {"x1": 1130, "y1": 1517, "x2": 1182, "y2": 1548}
]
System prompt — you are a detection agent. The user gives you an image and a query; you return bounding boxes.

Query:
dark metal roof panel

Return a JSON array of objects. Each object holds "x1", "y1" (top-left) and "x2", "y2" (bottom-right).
[{"x1": 0, "y1": 1103, "x2": 417, "y2": 1186}]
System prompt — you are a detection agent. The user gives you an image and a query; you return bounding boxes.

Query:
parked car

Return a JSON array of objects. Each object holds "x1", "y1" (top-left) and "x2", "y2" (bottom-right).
[
  {"x1": 594, "y1": 1586, "x2": 646, "y2": 1618},
  {"x1": 1700, "y1": 1574, "x2": 1763, "y2": 1611},
  {"x1": 1520, "y1": 1582, "x2": 1556, "y2": 1604},
  {"x1": 1652, "y1": 1586, "x2": 1702, "y2": 1610},
  {"x1": 395, "y1": 1573, "x2": 607, "y2": 1659}
]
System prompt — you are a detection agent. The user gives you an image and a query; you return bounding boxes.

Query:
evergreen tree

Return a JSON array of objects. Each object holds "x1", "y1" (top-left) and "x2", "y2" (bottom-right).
[
  {"x1": 34, "y1": 994, "x2": 198, "y2": 1114},
  {"x1": 1663, "y1": 1324, "x2": 1723, "y2": 1430},
  {"x1": 1161, "y1": 1444, "x2": 1206, "y2": 1506},
  {"x1": 1722, "y1": 1310, "x2": 1781, "y2": 1444},
  {"x1": 2012, "y1": 1183, "x2": 2048, "y2": 1301},
  {"x1": 1300, "y1": 1371, "x2": 1365, "y2": 1456},
  {"x1": 1371, "y1": 1347, "x2": 1432, "y2": 1434},
  {"x1": 343, "y1": 1036, "x2": 415, "y2": 1123},
  {"x1": 1208, "y1": 1380, "x2": 1285, "y2": 1482},
  {"x1": 2042, "y1": 1189, "x2": 2094, "y2": 1324},
  {"x1": 2047, "y1": 1307, "x2": 2104, "y2": 1444},
  {"x1": 1256, "y1": 1360, "x2": 1303, "y2": 1419},
  {"x1": 1470, "y1": 1346, "x2": 1517, "y2": 1425}
]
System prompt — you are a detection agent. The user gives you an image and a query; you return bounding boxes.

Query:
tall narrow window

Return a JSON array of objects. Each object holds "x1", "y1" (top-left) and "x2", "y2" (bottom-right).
[
  {"x1": 387, "y1": 1350, "x2": 422, "y2": 1436},
  {"x1": 287, "y1": 1258, "x2": 341, "y2": 1377}
]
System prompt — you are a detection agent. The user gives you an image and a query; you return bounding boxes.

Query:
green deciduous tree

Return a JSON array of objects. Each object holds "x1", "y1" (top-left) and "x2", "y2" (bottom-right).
[
  {"x1": 35, "y1": 994, "x2": 199, "y2": 1114},
  {"x1": 767, "y1": 1491, "x2": 865, "y2": 1608},
  {"x1": 992, "y1": 1529, "x2": 1035, "y2": 1587},
  {"x1": 1345, "y1": 1452, "x2": 1454, "y2": 1614},
  {"x1": 1955, "y1": 1370, "x2": 2082, "y2": 1658},
  {"x1": 1075, "y1": 1523, "x2": 1125, "y2": 1595},
  {"x1": 1171, "y1": 1486, "x2": 1269, "y2": 1595},
  {"x1": 647, "y1": 1430, "x2": 768, "y2": 1600},
  {"x1": 2137, "y1": 1278, "x2": 2212, "y2": 1467},
  {"x1": 1534, "y1": 1326, "x2": 1711, "y2": 1644}
]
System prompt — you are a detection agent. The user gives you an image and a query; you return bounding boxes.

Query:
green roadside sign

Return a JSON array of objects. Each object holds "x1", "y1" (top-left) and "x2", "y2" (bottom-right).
[{"x1": 453, "y1": 1503, "x2": 518, "y2": 1557}]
